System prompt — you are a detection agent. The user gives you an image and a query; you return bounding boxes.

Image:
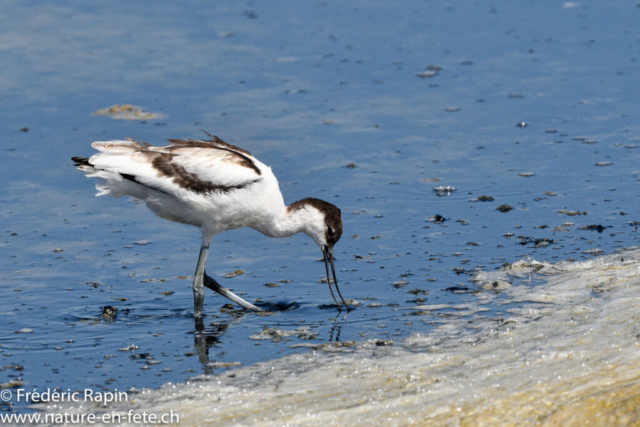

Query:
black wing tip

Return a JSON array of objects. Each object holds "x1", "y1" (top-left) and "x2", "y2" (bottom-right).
[{"x1": 72, "y1": 156, "x2": 91, "y2": 166}]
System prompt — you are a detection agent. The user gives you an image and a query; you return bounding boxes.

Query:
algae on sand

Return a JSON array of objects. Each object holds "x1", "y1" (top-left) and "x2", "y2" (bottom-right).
[{"x1": 93, "y1": 104, "x2": 160, "y2": 120}]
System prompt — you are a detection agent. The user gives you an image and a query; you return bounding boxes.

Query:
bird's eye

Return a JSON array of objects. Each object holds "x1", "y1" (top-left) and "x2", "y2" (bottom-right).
[{"x1": 327, "y1": 226, "x2": 334, "y2": 236}]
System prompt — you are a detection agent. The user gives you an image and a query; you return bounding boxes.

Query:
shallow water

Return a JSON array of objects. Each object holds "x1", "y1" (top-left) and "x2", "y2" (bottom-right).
[
  {"x1": 37, "y1": 249, "x2": 640, "y2": 425},
  {"x1": 1, "y1": 0, "x2": 640, "y2": 423}
]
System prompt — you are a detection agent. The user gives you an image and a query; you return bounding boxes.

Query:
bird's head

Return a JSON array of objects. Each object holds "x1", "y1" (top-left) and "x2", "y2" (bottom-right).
[
  {"x1": 288, "y1": 198, "x2": 343, "y2": 249},
  {"x1": 288, "y1": 198, "x2": 348, "y2": 310}
]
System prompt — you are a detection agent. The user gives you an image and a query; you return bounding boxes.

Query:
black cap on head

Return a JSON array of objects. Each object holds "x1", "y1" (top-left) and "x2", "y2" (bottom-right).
[{"x1": 288, "y1": 197, "x2": 343, "y2": 246}]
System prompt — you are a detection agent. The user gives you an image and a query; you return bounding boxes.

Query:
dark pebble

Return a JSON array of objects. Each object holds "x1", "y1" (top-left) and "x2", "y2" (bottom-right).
[
  {"x1": 427, "y1": 215, "x2": 447, "y2": 223},
  {"x1": 580, "y1": 224, "x2": 606, "y2": 233}
]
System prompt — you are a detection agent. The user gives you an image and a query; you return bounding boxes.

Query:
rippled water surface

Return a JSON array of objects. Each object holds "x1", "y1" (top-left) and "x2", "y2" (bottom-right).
[{"x1": 1, "y1": 0, "x2": 640, "y2": 423}]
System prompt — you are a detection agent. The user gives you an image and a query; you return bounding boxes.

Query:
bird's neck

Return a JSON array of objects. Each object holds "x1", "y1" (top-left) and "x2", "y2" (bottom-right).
[{"x1": 255, "y1": 205, "x2": 320, "y2": 240}]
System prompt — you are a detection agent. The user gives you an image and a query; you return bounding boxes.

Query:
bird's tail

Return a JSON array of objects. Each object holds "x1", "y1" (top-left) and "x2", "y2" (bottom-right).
[{"x1": 72, "y1": 156, "x2": 92, "y2": 166}]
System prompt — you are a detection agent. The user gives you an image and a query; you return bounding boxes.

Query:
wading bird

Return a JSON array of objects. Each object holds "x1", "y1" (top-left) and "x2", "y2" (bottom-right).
[{"x1": 72, "y1": 132, "x2": 348, "y2": 317}]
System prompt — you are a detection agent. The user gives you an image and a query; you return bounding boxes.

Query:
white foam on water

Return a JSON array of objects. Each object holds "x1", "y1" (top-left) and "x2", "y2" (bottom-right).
[{"x1": 38, "y1": 249, "x2": 640, "y2": 425}]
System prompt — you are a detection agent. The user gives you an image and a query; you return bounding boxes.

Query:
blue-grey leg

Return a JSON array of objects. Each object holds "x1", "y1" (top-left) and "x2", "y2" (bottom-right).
[
  {"x1": 203, "y1": 272, "x2": 263, "y2": 312},
  {"x1": 193, "y1": 241, "x2": 210, "y2": 318}
]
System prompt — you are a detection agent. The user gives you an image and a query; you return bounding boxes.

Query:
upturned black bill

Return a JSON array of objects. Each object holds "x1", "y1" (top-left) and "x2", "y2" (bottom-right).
[{"x1": 323, "y1": 246, "x2": 350, "y2": 312}]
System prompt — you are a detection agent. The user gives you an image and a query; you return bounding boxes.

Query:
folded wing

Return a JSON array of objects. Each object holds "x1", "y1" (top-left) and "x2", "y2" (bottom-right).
[{"x1": 87, "y1": 137, "x2": 262, "y2": 197}]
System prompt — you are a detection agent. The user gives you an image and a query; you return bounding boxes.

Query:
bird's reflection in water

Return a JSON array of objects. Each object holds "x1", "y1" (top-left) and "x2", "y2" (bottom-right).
[
  {"x1": 192, "y1": 304, "x2": 348, "y2": 375},
  {"x1": 329, "y1": 319, "x2": 346, "y2": 342},
  {"x1": 192, "y1": 303, "x2": 281, "y2": 374},
  {"x1": 193, "y1": 316, "x2": 235, "y2": 375},
  {"x1": 262, "y1": 301, "x2": 300, "y2": 311}
]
